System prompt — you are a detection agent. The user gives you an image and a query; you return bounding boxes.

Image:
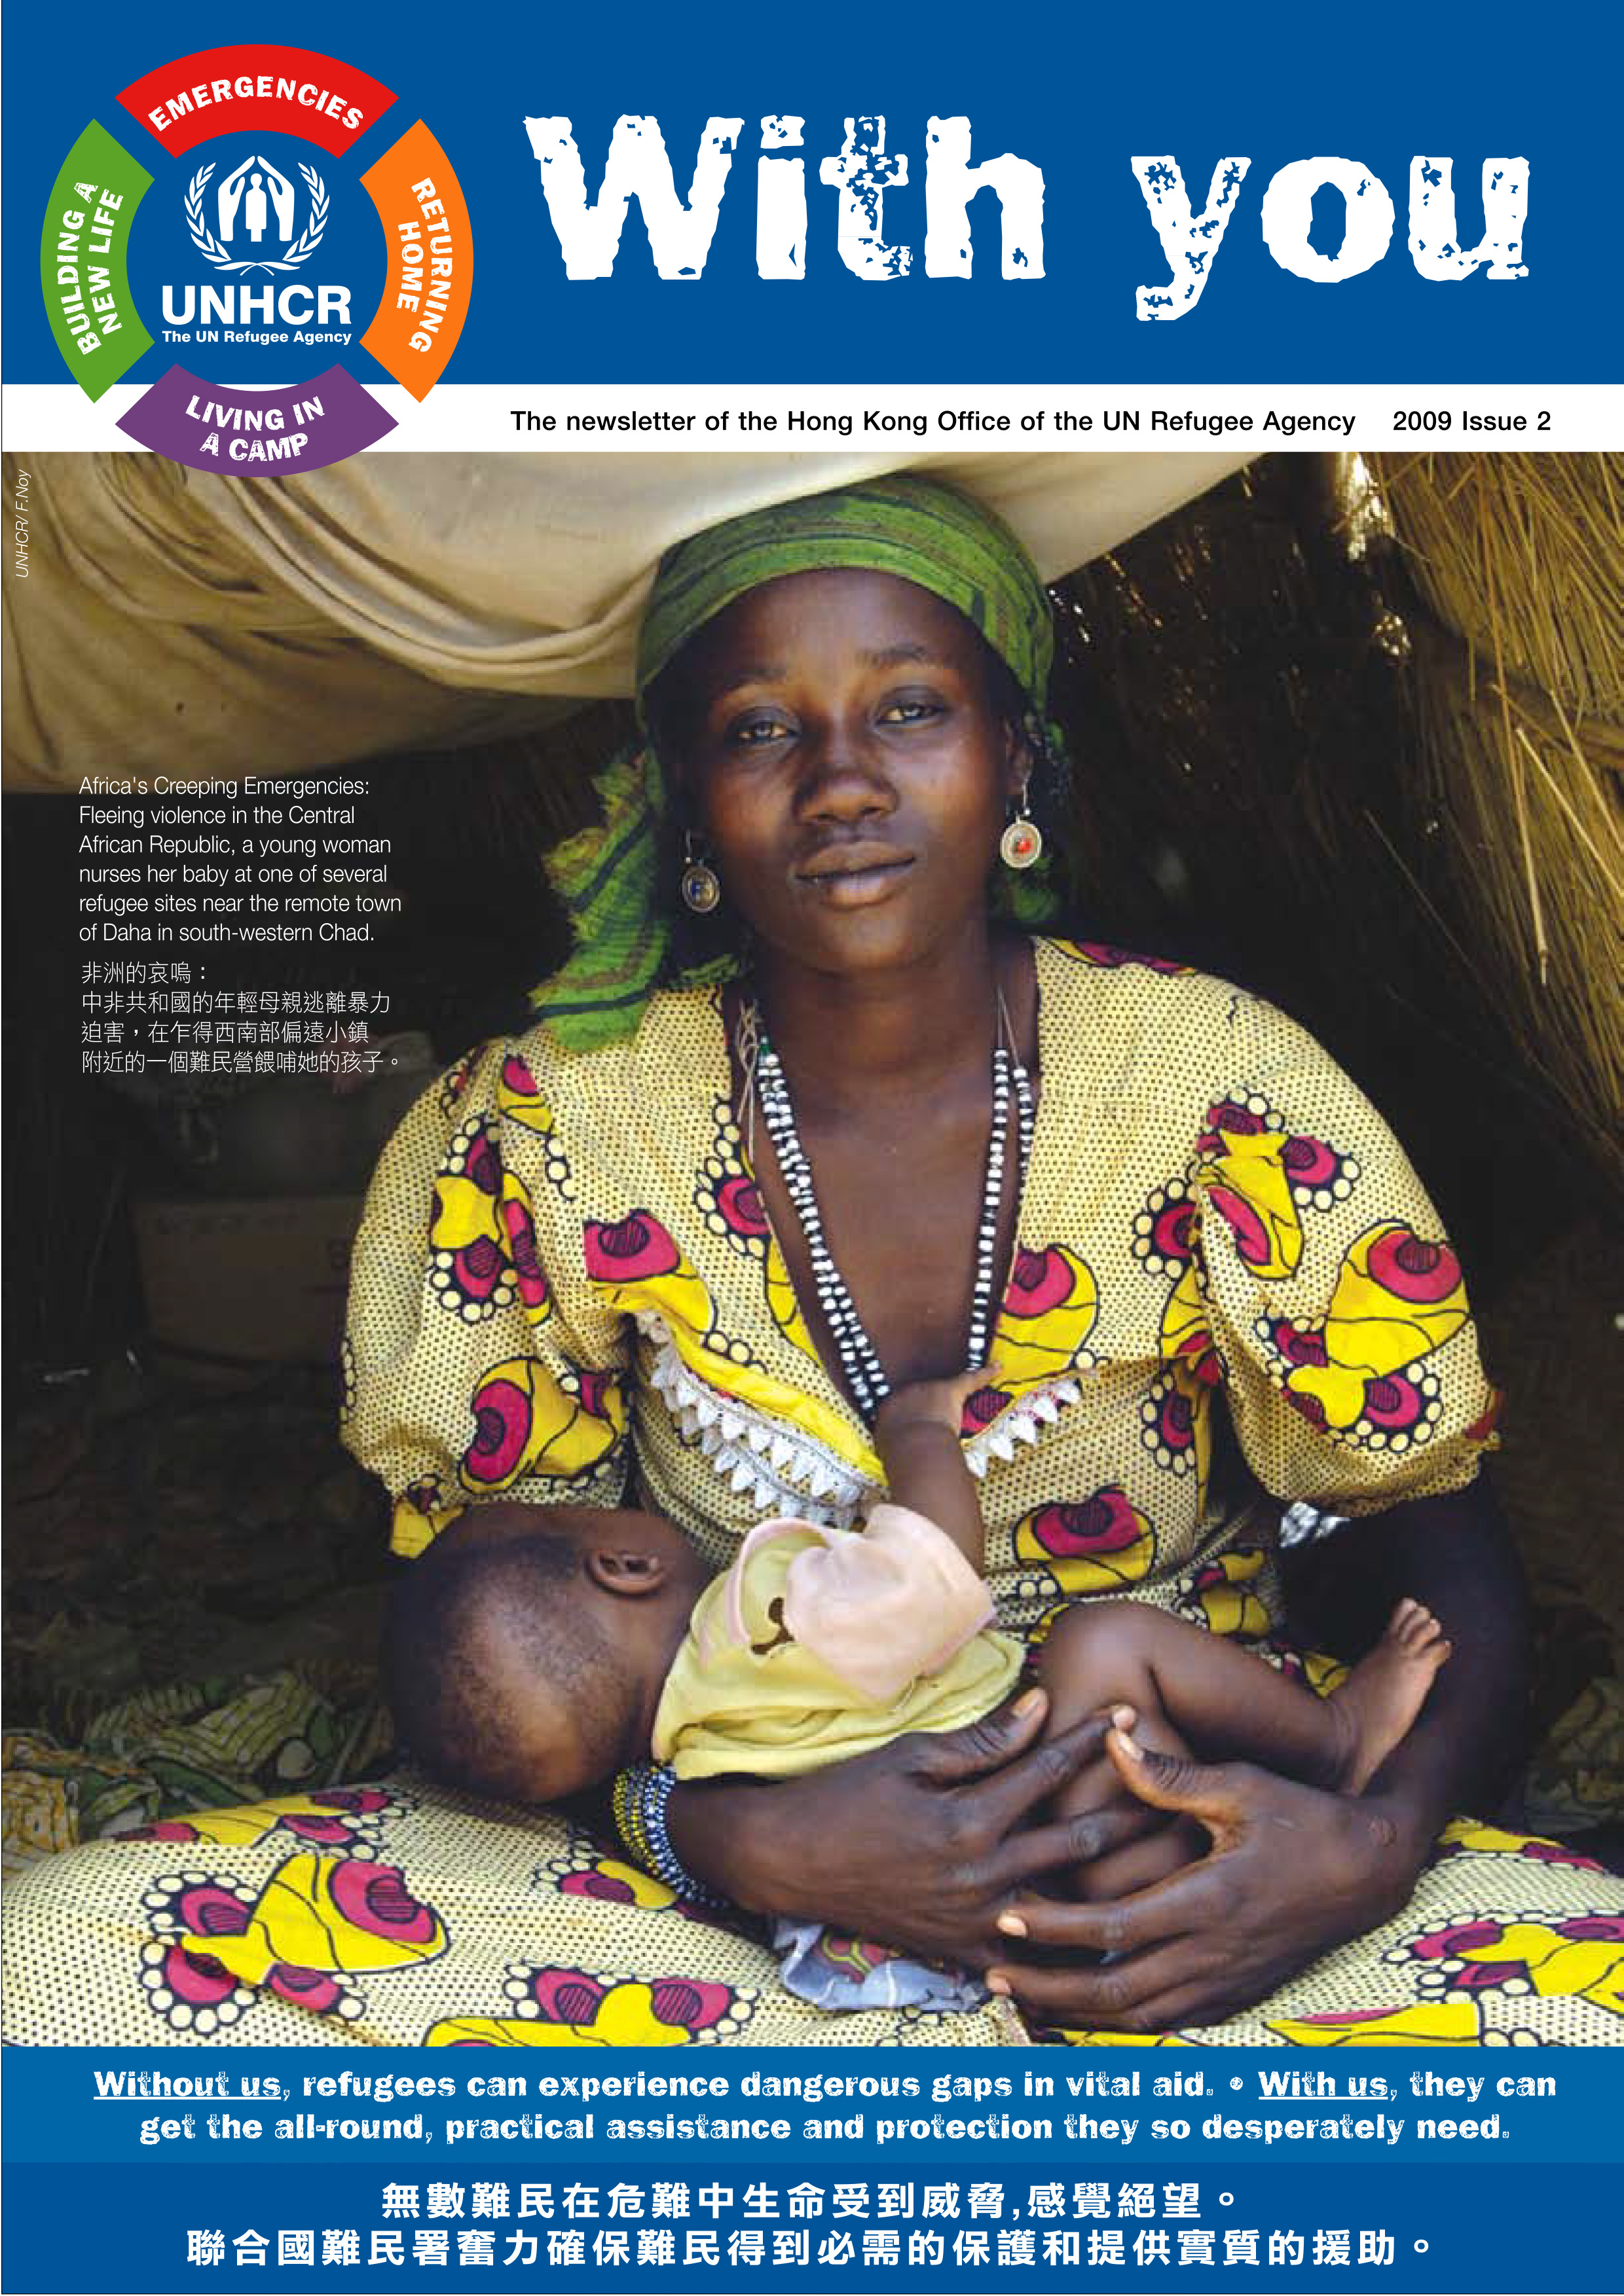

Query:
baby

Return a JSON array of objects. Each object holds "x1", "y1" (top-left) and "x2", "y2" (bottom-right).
[{"x1": 388, "y1": 1373, "x2": 1450, "y2": 1995}]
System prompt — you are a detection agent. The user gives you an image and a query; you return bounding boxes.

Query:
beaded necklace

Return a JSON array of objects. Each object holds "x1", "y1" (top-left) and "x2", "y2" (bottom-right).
[{"x1": 739, "y1": 997, "x2": 1034, "y2": 1423}]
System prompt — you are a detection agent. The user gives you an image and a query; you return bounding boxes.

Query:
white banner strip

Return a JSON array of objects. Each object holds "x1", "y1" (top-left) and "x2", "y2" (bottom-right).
[{"x1": 4, "y1": 382, "x2": 1617, "y2": 454}]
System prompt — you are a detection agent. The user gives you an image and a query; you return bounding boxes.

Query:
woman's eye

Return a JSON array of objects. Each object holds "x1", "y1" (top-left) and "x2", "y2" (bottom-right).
[
  {"x1": 878, "y1": 696, "x2": 946, "y2": 725},
  {"x1": 727, "y1": 713, "x2": 794, "y2": 746}
]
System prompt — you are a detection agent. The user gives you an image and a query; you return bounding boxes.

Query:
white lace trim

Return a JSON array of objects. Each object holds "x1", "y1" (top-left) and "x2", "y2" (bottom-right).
[
  {"x1": 963, "y1": 1379, "x2": 1082, "y2": 1478},
  {"x1": 646, "y1": 1328, "x2": 873, "y2": 1528},
  {"x1": 646, "y1": 1323, "x2": 1082, "y2": 1524}
]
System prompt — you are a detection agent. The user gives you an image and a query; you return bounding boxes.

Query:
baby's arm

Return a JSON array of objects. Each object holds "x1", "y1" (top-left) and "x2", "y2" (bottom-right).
[{"x1": 871, "y1": 1373, "x2": 987, "y2": 1569}]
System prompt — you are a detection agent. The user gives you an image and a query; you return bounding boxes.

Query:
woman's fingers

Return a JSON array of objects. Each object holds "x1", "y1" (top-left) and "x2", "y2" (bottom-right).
[
  {"x1": 991, "y1": 1755, "x2": 1274, "y2": 1954},
  {"x1": 913, "y1": 1694, "x2": 1109, "y2": 1811},
  {"x1": 995, "y1": 1859, "x2": 1219, "y2": 1958},
  {"x1": 918, "y1": 1706, "x2": 1198, "y2": 1901},
  {"x1": 913, "y1": 1685, "x2": 1053, "y2": 1779},
  {"x1": 992, "y1": 1794, "x2": 1170, "y2": 1889},
  {"x1": 987, "y1": 1945, "x2": 1234, "y2": 2034},
  {"x1": 993, "y1": 1743, "x2": 1257, "y2": 1915},
  {"x1": 1072, "y1": 1817, "x2": 1210, "y2": 1903},
  {"x1": 958, "y1": 1709, "x2": 1118, "y2": 1840},
  {"x1": 984, "y1": 1755, "x2": 1410, "y2": 2031},
  {"x1": 1105, "y1": 1732, "x2": 1255, "y2": 1853}
]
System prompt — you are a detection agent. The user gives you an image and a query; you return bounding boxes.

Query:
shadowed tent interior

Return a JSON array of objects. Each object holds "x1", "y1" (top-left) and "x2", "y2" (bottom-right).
[{"x1": 3, "y1": 452, "x2": 1619, "y2": 1868}]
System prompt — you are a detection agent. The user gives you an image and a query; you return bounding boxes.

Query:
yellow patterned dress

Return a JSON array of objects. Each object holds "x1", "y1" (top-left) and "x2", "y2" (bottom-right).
[{"x1": 5, "y1": 941, "x2": 1621, "y2": 2048}]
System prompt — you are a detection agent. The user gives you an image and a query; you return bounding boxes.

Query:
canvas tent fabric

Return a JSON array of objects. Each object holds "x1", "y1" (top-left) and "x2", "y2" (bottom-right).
[{"x1": 1, "y1": 449, "x2": 1250, "y2": 786}]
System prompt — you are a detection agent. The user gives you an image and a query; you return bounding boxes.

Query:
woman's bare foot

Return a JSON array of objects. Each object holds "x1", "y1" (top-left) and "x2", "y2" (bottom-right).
[{"x1": 1327, "y1": 1599, "x2": 1452, "y2": 1792}]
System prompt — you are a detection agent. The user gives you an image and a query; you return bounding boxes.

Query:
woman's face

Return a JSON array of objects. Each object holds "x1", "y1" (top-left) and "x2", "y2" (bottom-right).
[{"x1": 661, "y1": 568, "x2": 1025, "y2": 976}]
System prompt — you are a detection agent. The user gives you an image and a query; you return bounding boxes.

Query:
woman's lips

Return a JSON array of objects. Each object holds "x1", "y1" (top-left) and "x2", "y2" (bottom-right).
[{"x1": 796, "y1": 848, "x2": 915, "y2": 905}]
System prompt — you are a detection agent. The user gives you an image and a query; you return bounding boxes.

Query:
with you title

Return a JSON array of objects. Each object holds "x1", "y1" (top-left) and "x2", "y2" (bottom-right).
[{"x1": 522, "y1": 118, "x2": 1530, "y2": 311}]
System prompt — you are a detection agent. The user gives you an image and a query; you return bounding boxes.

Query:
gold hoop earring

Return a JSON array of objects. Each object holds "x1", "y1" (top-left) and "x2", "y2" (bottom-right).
[{"x1": 680, "y1": 832, "x2": 722, "y2": 913}]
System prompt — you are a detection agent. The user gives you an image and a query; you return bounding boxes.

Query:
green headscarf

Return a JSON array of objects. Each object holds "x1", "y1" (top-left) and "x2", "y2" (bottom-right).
[{"x1": 535, "y1": 475, "x2": 1063, "y2": 1049}]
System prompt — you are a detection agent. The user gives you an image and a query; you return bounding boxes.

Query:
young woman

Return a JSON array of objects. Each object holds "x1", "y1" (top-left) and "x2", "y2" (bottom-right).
[{"x1": 8, "y1": 477, "x2": 1618, "y2": 2047}]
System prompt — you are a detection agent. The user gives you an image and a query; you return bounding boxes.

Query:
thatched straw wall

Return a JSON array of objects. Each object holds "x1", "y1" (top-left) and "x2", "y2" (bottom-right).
[{"x1": 1369, "y1": 455, "x2": 1624, "y2": 1197}]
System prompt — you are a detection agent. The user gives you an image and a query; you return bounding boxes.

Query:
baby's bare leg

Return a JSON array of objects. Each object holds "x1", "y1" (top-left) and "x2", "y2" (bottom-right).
[
  {"x1": 1035, "y1": 1603, "x2": 1208, "y2": 1901},
  {"x1": 1041, "y1": 1597, "x2": 1350, "y2": 1783},
  {"x1": 1037, "y1": 1596, "x2": 1452, "y2": 1887}
]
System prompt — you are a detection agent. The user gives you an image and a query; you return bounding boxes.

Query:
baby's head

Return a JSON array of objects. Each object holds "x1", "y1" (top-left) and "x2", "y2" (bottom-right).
[{"x1": 386, "y1": 1510, "x2": 707, "y2": 1804}]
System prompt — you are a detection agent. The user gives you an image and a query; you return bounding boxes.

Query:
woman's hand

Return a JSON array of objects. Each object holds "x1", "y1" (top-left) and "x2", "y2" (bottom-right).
[
  {"x1": 984, "y1": 1734, "x2": 1431, "y2": 2032},
  {"x1": 669, "y1": 1689, "x2": 1165, "y2": 1967}
]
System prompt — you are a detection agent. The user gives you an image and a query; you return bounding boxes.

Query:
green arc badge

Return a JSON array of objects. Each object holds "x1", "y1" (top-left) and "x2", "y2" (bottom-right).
[{"x1": 39, "y1": 120, "x2": 155, "y2": 401}]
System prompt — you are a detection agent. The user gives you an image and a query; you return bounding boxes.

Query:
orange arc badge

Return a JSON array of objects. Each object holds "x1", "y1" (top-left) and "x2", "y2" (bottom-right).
[{"x1": 361, "y1": 120, "x2": 472, "y2": 399}]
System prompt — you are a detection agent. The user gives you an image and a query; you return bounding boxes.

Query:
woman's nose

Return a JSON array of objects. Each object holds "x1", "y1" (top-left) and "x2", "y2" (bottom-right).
[{"x1": 794, "y1": 721, "x2": 895, "y2": 819}]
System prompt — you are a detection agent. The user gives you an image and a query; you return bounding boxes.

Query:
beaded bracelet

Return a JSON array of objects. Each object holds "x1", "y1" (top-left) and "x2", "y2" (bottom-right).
[{"x1": 611, "y1": 1762, "x2": 728, "y2": 1909}]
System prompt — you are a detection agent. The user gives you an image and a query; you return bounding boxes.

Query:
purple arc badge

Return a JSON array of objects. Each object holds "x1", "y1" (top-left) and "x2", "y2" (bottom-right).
[{"x1": 117, "y1": 363, "x2": 395, "y2": 471}]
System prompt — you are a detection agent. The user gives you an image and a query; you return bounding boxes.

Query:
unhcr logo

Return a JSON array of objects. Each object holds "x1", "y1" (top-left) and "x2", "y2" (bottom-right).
[
  {"x1": 39, "y1": 40, "x2": 474, "y2": 474},
  {"x1": 185, "y1": 153, "x2": 329, "y2": 272},
  {"x1": 164, "y1": 141, "x2": 348, "y2": 335}
]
